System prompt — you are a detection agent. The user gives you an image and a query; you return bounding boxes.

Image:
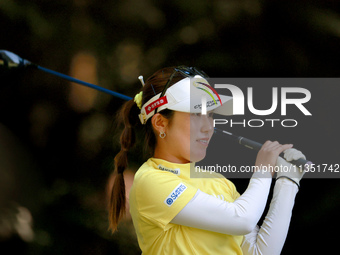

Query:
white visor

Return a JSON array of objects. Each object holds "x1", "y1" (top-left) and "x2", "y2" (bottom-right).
[{"x1": 138, "y1": 75, "x2": 233, "y2": 124}]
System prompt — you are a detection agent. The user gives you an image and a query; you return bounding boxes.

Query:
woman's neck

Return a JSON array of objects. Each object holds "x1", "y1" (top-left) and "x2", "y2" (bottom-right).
[{"x1": 153, "y1": 147, "x2": 190, "y2": 164}]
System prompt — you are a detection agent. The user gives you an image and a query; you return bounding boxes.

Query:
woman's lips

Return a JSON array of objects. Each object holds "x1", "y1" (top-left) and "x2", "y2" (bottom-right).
[{"x1": 196, "y1": 138, "x2": 209, "y2": 146}]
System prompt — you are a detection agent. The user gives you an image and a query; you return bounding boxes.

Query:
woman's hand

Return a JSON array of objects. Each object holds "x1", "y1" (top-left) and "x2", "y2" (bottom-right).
[{"x1": 255, "y1": 141, "x2": 293, "y2": 177}]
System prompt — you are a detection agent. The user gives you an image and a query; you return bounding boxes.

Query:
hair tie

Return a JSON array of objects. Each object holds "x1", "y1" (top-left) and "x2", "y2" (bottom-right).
[{"x1": 134, "y1": 91, "x2": 143, "y2": 109}]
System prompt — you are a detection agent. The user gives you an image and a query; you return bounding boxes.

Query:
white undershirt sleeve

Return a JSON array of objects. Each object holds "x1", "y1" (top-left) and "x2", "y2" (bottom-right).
[
  {"x1": 241, "y1": 178, "x2": 299, "y2": 255},
  {"x1": 171, "y1": 171, "x2": 272, "y2": 236}
]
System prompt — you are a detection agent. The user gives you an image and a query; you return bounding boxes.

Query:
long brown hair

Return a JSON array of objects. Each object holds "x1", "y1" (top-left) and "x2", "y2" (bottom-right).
[{"x1": 108, "y1": 67, "x2": 186, "y2": 232}]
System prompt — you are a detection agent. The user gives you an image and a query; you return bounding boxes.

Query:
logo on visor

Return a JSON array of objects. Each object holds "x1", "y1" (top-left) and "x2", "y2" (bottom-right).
[
  {"x1": 194, "y1": 81, "x2": 223, "y2": 106},
  {"x1": 145, "y1": 96, "x2": 168, "y2": 115}
]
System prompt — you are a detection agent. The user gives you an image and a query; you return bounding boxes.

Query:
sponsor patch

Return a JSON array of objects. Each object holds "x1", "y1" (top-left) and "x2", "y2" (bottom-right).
[
  {"x1": 164, "y1": 183, "x2": 187, "y2": 207},
  {"x1": 145, "y1": 96, "x2": 168, "y2": 115},
  {"x1": 158, "y1": 164, "x2": 180, "y2": 175}
]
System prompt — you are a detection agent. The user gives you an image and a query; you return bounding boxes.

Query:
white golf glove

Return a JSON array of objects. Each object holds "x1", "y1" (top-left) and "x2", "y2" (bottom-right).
[{"x1": 276, "y1": 148, "x2": 306, "y2": 188}]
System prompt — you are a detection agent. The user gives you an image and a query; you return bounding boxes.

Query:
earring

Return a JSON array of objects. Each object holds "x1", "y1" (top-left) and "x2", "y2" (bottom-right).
[{"x1": 159, "y1": 131, "x2": 166, "y2": 139}]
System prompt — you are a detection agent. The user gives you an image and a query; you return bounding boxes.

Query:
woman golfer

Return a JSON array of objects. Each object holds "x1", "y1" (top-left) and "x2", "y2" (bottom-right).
[{"x1": 109, "y1": 66, "x2": 306, "y2": 254}]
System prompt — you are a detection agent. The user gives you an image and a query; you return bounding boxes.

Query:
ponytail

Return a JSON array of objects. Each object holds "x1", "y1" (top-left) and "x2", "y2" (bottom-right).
[
  {"x1": 108, "y1": 67, "x2": 184, "y2": 233},
  {"x1": 108, "y1": 99, "x2": 138, "y2": 232}
]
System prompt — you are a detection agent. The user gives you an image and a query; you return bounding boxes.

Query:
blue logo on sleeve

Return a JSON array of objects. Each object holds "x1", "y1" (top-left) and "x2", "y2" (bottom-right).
[
  {"x1": 166, "y1": 198, "x2": 174, "y2": 205},
  {"x1": 164, "y1": 183, "x2": 187, "y2": 207}
]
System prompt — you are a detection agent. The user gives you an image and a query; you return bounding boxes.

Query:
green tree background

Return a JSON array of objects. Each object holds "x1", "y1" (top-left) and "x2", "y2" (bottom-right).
[{"x1": 1, "y1": 0, "x2": 340, "y2": 254}]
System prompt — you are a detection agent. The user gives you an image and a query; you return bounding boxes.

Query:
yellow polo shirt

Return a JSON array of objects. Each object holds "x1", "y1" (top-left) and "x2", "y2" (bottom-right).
[{"x1": 129, "y1": 158, "x2": 243, "y2": 255}]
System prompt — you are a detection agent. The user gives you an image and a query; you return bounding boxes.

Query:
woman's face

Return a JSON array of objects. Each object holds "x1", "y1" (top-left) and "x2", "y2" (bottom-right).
[{"x1": 164, "y1": 111, "x2": 214, "y2": 163}]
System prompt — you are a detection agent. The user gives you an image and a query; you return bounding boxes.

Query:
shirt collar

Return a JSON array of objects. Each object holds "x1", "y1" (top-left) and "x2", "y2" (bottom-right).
[{"x1": 147, "y1": 158, "x2": 194, "y2": 180}]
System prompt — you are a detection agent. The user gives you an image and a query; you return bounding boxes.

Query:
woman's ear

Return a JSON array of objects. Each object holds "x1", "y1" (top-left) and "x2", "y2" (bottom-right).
[{"x1": 151, "y1": 113, "x2": 169, "y2": 133}]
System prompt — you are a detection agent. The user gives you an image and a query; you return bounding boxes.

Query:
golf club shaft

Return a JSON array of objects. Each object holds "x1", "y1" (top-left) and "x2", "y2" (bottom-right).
[
  {"x1": 214, "y1": 127, "x2": 311, "y2": 169},
  {"x1": 0, "y1": 50, "x2": 132, "y2": 101},
  {"x1": 36, "y1": 65, "x2": 132, "y2": 101}
]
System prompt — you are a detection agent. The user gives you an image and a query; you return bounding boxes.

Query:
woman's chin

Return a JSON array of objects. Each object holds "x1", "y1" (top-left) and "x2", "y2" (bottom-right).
[{"x1": 190, "y1": 150, "x2": 207, "y2": 163}]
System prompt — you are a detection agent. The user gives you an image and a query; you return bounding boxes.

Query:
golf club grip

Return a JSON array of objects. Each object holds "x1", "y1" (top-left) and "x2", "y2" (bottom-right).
[
  {"x1": 214, "y1": 128, "x2": 311, "y2": 168},
  {"x1": 238, "y1": 137, "x2": 310, "y2": 167}
]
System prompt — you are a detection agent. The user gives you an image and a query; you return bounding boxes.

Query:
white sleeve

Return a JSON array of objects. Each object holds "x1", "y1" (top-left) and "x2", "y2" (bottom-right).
[
  {"x1": 170, "y1": 171, "x2": 272, "y2": 236},
  {"x1": 241, "y1": 178, "x2": 299, "y2": 255}
]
